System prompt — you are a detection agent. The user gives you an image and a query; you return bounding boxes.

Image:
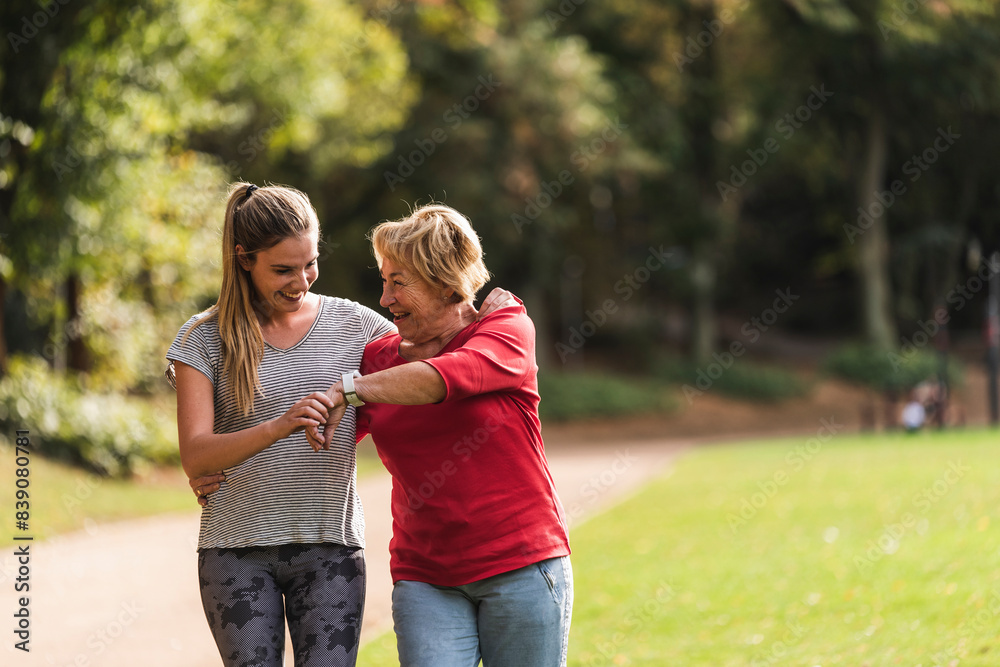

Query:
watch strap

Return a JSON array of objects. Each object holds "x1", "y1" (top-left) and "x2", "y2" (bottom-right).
[{"x1": 342, "y1": 371, "x2": 365, "y2": 407}]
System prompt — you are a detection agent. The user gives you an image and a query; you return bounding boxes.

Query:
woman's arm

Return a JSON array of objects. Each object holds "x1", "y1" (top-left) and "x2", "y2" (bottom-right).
[
  {"x1": 304, "y1": 362, "x2": 445, "y2": 451},
  {"x1": 176, "y1": 361, "x2": 337, "y2": 478}
]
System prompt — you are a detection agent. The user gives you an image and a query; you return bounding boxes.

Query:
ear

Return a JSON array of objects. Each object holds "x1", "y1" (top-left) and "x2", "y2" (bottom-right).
[
  {"x1": 235, "y1": 245, "x2": 253, "y2": 271},
  {"x1": 442, "y1": 286, "x2": 457, "y2": 302}
]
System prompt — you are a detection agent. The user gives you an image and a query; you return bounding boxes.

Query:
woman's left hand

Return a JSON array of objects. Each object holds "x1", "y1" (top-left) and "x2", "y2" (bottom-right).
[
  {"x1": 477, "y1": 288, "x2": 519, "y2": 320},
  {"x1": 306, "y1": 382, "x2": 348, "y2": 452},
  {"x1": 190, "y1": 472, "x2": 225, "y2": 507}
]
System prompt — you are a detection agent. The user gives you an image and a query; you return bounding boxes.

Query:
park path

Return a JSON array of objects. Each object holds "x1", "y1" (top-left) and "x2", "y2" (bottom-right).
[{"x1": 0, "y1": 436, "x2": 689, "y2": 667}]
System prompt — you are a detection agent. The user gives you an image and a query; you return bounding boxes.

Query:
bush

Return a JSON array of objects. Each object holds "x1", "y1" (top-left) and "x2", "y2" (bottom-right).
[
  {"x1": 652, "y1": 355, "x2": 809, "y2": 403},
  {"x1": 823, "y1": 343, "x2": 961, "y2": 394},
  {"x1": 537, "y1": 371, "x2": 676, "y2": 422},
  {"x1": 0, "y1": 355, "x2": 179, "y2": 477}
]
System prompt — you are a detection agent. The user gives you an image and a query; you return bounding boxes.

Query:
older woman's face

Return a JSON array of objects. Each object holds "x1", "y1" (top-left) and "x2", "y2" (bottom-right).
[{"x1": 379, "y1": 257, "x2": 452, "y2": 343}]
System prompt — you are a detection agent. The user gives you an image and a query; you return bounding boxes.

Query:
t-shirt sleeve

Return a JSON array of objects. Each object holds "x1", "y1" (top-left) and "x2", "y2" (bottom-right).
[
  {"x1": 357, "y1": 303, "x2": 396, "y2": 344},
  {"x1": 423, "y1": 306, "x2": 534, "y2": 402},
  {"x1": 165, "y1": 315, "x2": 217, "y2": 386}
]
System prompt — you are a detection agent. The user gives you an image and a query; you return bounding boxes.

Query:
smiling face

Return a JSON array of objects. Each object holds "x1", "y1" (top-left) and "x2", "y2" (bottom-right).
[
  {"x1": 238, "y1": 231, "x2": 319, "y2": 316},
  {"x1": 379, "y1": 256, "x2": 454, "y2": 344}
]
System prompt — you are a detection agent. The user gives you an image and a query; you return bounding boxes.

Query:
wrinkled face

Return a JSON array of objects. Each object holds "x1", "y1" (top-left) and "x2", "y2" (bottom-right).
[
  {"x1": 238, "y1": 231, "x2": 319, "y2": 315},
  {"x1": 379, "y1": 256, "x2": 451, "y2": 343}
]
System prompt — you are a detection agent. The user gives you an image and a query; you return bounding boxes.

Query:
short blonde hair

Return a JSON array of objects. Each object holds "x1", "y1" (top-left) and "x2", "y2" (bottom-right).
[{"x1": 369, "y1": 204, "x2": 490, "y2": 304}]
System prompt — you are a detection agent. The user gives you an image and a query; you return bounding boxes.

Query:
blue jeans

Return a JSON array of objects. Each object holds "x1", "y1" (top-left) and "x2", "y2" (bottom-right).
[{"x1": 391, "y1": 556, "x2": 573, "y2": 667}]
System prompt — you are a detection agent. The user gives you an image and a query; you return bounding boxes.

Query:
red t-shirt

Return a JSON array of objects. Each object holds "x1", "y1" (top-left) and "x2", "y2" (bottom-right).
[{"x1": 357, "y1": 305, "x2": 571, "y2": 586}]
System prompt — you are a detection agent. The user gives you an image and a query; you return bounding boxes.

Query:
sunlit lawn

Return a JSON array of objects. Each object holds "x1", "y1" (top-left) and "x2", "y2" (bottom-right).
[{"x1": 360, "y1": 428, "x2": 1000, "y2": 666}]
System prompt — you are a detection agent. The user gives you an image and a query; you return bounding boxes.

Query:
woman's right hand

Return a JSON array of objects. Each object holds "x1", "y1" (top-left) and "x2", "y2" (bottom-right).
[{"x1": 271, "y1": 392, "x2": 337, "y2": 441}]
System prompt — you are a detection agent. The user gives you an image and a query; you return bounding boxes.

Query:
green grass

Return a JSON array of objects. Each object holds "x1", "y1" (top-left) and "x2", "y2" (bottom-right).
[
  {"x1": 0, "y1": 438, "x2": 196, "y2": 546},
  {"x1": 359, "y1": 428, "x2": 1000, "y2": 666}
]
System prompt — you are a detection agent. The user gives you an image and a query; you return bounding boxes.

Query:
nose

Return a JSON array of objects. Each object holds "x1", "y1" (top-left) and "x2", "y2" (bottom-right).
[
  {"x1": 292, "y1": 268, "x2": 311, "y2": 292},
  {"x1": 379, "y1": 283, "x2": 394, "y2": 308}
]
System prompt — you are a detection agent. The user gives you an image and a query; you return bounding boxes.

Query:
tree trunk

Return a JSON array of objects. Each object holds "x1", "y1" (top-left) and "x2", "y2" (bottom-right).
[
  {"x1": 856, "y1": 108, "x2": 896, "y2": 350},
  {"x1": 690, "y1": 247, "x2": 716, "y2": 363},
  {"x1": 66, "y1": 272, "x2": 90, "y2": 372},
  {"x1": 0, "y1": 274, "x2": 7, "y2": 377}
]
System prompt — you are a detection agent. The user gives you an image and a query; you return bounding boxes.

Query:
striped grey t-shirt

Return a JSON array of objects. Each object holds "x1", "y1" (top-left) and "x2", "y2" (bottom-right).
[{"x1": 166, "y1": 295, "x2": 395, "y2": 550}]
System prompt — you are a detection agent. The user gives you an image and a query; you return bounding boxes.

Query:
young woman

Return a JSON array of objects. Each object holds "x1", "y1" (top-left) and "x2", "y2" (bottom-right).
[{"x1": 166, "y1": 182, "x2": 395, "y2": 666}]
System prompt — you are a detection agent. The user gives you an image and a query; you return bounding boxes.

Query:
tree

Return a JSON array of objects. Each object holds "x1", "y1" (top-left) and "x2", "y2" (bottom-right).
[{"x1": 1, "y1": 0, "x2": 415, "y2": 387}]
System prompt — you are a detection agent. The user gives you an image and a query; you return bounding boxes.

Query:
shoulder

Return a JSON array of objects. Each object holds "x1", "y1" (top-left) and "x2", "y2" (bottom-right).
[
  {"x1": 365, "y1": 330, "x2": 400, "y2": 354},
  {"x1": 471, "y1": 304, "x2": 533, "y2": 337},
  {"x1": 175, "y1": 310, "x2": 219, "y2": 343}
]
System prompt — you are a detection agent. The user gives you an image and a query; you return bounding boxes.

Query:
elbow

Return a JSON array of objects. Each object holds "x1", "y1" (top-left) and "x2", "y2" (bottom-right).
[{"x1": 179, "y1": 439, "x2": 208, "y2": 479}]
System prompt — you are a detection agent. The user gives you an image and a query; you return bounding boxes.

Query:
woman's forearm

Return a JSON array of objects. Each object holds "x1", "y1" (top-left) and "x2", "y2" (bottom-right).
[
  {"x1": 180, "y1": 420, "x2": 279, "y2": 479},
  {"x1": 352, "y1": 361, "x2": 446, "y2": 405}
]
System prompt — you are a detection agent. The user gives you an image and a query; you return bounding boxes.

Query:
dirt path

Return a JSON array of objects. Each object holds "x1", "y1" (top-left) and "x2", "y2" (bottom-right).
[{"x1": 0, "y1": 436, "x2": 689, "y2": 667}]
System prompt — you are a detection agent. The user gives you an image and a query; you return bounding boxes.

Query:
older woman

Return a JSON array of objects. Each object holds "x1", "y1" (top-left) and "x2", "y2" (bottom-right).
[{"x1": 308, "y1": 204, "x2": 573, "y2": 667}]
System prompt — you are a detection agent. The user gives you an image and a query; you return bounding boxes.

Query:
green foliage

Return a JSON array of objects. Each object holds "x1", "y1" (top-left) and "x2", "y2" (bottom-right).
[
  {"x1": 2, "y1": 0, "x2": 416, "y2": 389},
  {"x1": 537, "y1": 371, "x2": 675, "y2": 422},
  {"x1": 653, "y1": 355, "x2": 810, "y2": 403},
  {"x1": 823, "y1": 343, "x2": 960, "y2": 394},
  {"x1": 0, "y1": 356, "x2": 178, "y2": 477}
]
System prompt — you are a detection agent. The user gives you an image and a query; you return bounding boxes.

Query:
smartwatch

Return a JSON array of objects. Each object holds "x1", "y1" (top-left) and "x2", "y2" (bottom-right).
[{"x1": 342, "y1": 371, "x2": 365, "y2": 407}]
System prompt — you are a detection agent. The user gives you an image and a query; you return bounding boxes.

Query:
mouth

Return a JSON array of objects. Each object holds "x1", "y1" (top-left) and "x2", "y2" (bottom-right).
[
  {"x1": 391, "y1": 311, "x2": 410, "y2": 322},
  {"x1": 279, "y1": 290, "x2": 304, "y2": 302}
]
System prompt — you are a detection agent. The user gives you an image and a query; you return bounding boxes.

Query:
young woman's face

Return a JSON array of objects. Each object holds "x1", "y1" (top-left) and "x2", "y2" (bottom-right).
[
  {"x1": 239, "y1": 231, "x2": 319, "y2": 315},
  {"x1": 378, "y1": 256, "x2": 452, "y2": 343}
]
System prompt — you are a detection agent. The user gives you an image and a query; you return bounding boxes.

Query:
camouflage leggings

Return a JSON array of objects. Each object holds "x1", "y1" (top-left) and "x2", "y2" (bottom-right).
[{"x1": 198, "y1": 543, "x2": 365, "y2": 667}]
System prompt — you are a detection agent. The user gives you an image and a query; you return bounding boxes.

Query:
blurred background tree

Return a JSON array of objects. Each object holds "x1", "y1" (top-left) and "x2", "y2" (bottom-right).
[{"x1": 2, "y1": 0, "x2": 1000, "y2": 474}]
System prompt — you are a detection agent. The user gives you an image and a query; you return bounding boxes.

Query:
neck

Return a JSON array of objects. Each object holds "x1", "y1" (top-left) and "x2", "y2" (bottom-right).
[
  {"x1": 400, "y1": 303, "x2": 476, "y2": 360},
  {"x1": 255, "y1": 292, "x2": 317, "y2": 329}
]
